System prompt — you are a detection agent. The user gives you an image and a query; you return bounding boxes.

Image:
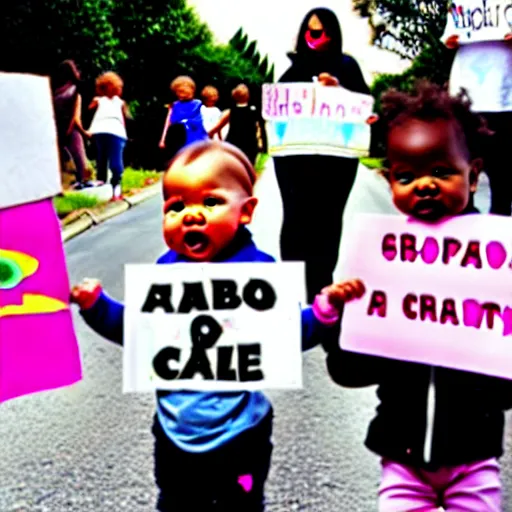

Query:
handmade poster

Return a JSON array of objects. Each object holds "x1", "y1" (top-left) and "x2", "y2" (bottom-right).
[
  {"x1": 262, "y1": 82, "x2": 375, "y2": 158},
  {"x1": 339, "y1": 213, "x2": 512, "y2": 380},
  {"x1": 441, "y1": 0, "x2": 512, "y2": 43},
  {"x1": 123, "y1": 262, "x2": 305, "y2": 391},
  {"x1": 0, "y1": 72, "x2": 82, "y2": 402}
]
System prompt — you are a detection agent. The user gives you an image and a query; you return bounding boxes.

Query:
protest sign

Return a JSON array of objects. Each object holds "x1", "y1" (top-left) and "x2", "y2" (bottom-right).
[
  {"x1": 339, "y1": 213, "x2": 512, "y2": 380},
  {"x1": 262, "y1": 82, "x2": 374, "y2": 158},
  {"x1": 0, "y1": 72, "x2": 82, "y2": 402},
  {"x1": 123, "y1": 262, "x2": 305, "y2": 392},
  {"x1": 441, "y1": 0, "x2": 512, "y2": 43}
]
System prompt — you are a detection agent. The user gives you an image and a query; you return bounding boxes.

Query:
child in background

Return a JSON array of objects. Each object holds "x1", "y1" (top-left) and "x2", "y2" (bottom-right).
[
  {"x1": 71, "y1": 140, "x2": 335, "y2": 512},
  {"x1": 159, "y1": 76, "x2": 208, "y2": 152},
  {"x1": 200, "y1": 85, "x2": 222, "y2": 139},
  {"x1": 208, "y1": 84, "x2": 265, "y2": 165},
  {"x1": 315, "y1": 81, "x2": 512, "y2": 512},
  {"x1": 87, "y1": 71, "x2": 131, "y2": 200}
]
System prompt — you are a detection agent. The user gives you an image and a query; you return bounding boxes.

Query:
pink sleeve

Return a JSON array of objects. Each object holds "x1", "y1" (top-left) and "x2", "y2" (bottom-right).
[{"x1": 312, "y1": 293, "x2": 340, "y2": 326}]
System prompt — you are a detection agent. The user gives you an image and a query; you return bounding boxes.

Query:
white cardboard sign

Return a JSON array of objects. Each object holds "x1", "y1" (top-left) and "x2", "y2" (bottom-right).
[{"x1": 123, "y1": 262, "x2": 306, "y2": 391}]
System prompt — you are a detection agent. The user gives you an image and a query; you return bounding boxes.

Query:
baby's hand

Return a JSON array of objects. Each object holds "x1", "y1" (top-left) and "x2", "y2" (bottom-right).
[
  {"x1": 318, "y1": 72, "x2": 340, "y2": 86},
  {"x1": 70, "y1": 278, "x2": 102, "y2": 310},
  {"x1": 321, "y1": 279, "x2": 366, "y2": 311}
]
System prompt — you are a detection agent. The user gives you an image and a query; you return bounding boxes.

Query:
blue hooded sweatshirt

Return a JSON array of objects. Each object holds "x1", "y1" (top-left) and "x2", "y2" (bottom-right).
[{"x1": 81, "y1": 227, "x2": 330, "y2": 453}]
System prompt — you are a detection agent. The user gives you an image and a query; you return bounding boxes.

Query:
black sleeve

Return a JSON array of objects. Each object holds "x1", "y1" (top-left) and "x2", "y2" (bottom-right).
[
  {"x1": 320, "y1": 315, "x2": 392, "y2": 388},
  {"x1": 339, "y1": 55, "x2": 371, "y2": 95},
  {"x1": 278, "y1": 65, "x2": 304, "y2": 83}
]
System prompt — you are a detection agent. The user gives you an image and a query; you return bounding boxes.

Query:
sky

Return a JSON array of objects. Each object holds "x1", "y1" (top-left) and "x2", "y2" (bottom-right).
[{"x1": 188, "y1": 0, "x2": 411, "y2": 82}]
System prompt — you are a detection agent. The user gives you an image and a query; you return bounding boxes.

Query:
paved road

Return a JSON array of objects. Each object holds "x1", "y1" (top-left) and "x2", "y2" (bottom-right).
[{"x1": 1, "y1": 161, "x2": 511, "y2": 512}]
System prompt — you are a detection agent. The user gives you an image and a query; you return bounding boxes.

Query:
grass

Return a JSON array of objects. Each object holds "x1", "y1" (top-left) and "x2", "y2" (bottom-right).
[
  {"x1": 54, "y1": 168, "x2": 162, "y2": 219},
  {"x1": 53, "y1": 192, "x2": 100, "y2": 217},
  {"x1": 121, "y1": 168, "x2": 161, "y2": 194},
  {"x1": 255, "y1": 153, "x2": 270, "y2": 175},
  {"x1": 360, "y1": 157, "x2": 385, "y2": 169}
]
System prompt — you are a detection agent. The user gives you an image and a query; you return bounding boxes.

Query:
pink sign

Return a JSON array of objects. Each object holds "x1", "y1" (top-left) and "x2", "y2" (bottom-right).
[
  {"x1": 0, "y1": 198, "x2": 82, "y2": 402},
  {"x1": 339, "y1": 213, "x2": 512, "y2": 380}
]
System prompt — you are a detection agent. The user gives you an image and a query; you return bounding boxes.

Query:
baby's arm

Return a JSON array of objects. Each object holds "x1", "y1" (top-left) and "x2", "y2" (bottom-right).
[
  {"x1": 159, "y1": 106, "x2": 172, "y2": 148},
  {"x1": 208, "y1": 110, "x2": 230, "y2": 138},
  {"x1": 309, "y1": 279, "x2": 389, "y2": 387},
  {"x1": 71, "y1": 278, "x2": 124, "y2": 345},
  {"x1": 88, "y1": 97, "x2": 100, "y2": 110}
]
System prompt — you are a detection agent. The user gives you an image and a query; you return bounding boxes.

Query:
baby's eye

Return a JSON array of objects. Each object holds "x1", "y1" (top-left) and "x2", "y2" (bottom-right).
[
  {"x1": 432, "y1": 167, "x2": 454, "y2": 178},
  {"x1": 168, "y1": 201, "x2": 185, "y2": 212},
  {"x1": 395, "y1": 172, "x2": 414, "y2": 185},
  {"x1": 204, "y1": 197, "x2": 222, "y2": 207}
]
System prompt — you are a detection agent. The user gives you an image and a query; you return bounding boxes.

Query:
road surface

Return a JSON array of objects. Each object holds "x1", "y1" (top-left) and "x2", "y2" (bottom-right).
[{"x1": 1, "y1": 161, "x2": 511, "y2": 512}]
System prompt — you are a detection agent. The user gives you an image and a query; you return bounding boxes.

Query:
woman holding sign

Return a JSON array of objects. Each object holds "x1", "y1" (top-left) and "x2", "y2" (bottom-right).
[
  {"x1": 273, "y1": 7, "x2": 371, "y2": 304},
  {"x1": 443, "y1": 4, "x2": 512, "y2": 216}
]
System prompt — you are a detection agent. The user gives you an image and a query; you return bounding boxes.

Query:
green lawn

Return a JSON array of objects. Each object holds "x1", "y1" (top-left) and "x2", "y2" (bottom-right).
[
  {"x1": 359, "y1": 157, "x2": 385, "y2": 169},
  {"x1": 54, "y1": 168, "x2": 161, "y2": 218}
]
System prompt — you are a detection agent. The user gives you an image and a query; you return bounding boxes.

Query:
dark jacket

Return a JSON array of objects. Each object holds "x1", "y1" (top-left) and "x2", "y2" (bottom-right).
[{"x1": 324, "y1": 207, "x2": 512, "y2": 470}]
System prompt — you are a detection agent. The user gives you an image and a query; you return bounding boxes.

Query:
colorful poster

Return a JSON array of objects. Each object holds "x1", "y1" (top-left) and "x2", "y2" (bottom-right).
[
  {"x1": 339, "y1": 213, "x2": 512, "y2": 380},
  {"x1": 123, "y1": 262, "x2": 305, "y2": 391},
  {"x1": 441, "y1": 0, "x2": 512, "y2": 43},
  {"x1": 262, "y1": 82, "x2": 374, "y2": 158},
  {"x1": 0, "y1": 72, "x2": 82, "y2": 402}
]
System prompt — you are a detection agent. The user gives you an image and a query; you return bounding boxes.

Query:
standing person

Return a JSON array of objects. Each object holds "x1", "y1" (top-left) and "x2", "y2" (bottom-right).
[
  {"x1": 159, "y1": 76, "x2": 208, "y2": 153},
  {"x1": 200, "y1": 85, "x2": 222, "y2": 139},
  {"x1": 70, "y1": 140, "x2": 338, "y2": 512},
  {"x1": 87, "y1": 71, "x2": 131, "y2": 201},
  {"x1": 273, "y1": 7, "x2": 371, "y2": 304},
  {"x1": 316, "y1": 81, "x2": 510, "y2": 512},
  {"x1": 208, "y1": 84, "x2": 264, "y2": 165},
  {"x1": 443, "y1": 19, "x2": 512, "y2": 215},
  {"x1": 51, "y1": 59, "x2": 89, "y2": 189}
]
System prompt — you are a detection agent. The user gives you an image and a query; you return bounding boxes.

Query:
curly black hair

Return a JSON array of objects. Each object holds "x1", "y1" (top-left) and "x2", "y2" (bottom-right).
[{"x1": 380, "y1": 80, "x2": 492, "y2": 161}]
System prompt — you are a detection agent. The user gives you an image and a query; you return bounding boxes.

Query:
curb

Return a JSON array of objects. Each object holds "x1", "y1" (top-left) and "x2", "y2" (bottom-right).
[{"x1": 62, "y1": 182, "x2": 161, "y2": 243}]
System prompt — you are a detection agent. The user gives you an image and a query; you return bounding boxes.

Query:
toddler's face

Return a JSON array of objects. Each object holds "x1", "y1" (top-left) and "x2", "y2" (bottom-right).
[
  {"x1": 175, "y1": 83, "x2": 195, "y2": 101},
  {"x1": 386, "y1": 118, "x2": 480, "y2": 222},
  {"x1": 204, "y1": 94, "x2": 218, "y2": 107},
  {"x1": 162, "y1": 151, "x2": 257, "y2": 261}
]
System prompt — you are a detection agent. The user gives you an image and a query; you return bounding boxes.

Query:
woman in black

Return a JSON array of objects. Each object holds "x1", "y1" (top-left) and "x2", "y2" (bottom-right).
[{"x1": 274, "y1": 7, "x2": 371, "y2": 303}]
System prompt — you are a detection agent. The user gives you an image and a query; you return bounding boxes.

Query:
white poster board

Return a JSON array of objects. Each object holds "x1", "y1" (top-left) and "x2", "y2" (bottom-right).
[
  {"x1": 339, "y1": 213, "x2": 512, "y2": 380},
  {"x1": 262, "y1": 82, "x2": 374, "y2": 158},
  {"x1": 0, "y1": 73, "x2": 61, "y2": 209},
  {"x1": 441, "y1": 0, "x2": 512, "y2": 43},
  {"x1": 123, "y1": 262, "x2": 305, "y2": 391}
]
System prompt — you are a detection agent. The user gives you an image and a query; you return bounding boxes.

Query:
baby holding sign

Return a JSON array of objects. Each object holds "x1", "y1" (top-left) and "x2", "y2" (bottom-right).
[
  {"x1": 314, "y1": 81, "x2": 512, "y2": 511},
  {"x1": 71, "y1": 140, "x2": 336, "y2": 512}
]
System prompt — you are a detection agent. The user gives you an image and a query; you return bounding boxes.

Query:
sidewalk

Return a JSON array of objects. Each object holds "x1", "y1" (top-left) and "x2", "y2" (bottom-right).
[{"x1": 61, "y1": 182, "x2": 161, "y2": 242}]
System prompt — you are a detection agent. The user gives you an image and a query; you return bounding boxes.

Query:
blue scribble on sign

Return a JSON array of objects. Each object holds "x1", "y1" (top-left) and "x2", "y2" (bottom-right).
[
  {"x1": 340, "y1": 123, "x2": 355, "y2": 145},
  {"x1": 274, "y1": 121, "x2": 288, "y2": 144}
]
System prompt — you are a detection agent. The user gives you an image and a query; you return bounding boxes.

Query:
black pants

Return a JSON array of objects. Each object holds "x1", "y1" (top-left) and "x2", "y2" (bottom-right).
[
  {"x1": 481, "y1": 112, "x2": 512, "y2": 216},
  {"x1": 274, "y1": 155, "x2": 358, "y2": 304},
  {"x1": 152, "y1": 410, "x2": 273, "y2": 512}
]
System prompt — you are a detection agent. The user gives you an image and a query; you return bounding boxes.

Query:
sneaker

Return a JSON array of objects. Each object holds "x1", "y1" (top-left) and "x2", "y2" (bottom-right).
[{"x1": 112, "y1": 184, "x2": 123, "y2": 201}]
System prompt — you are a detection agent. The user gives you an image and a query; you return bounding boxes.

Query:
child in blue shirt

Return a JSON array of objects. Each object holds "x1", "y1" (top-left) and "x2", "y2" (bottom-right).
[
  {"x1": 71, "y1": 140, "x2": 334, "y2": 511},
  {"x1": 159, "y1": 76, "x2": 208, "y2": 153}
]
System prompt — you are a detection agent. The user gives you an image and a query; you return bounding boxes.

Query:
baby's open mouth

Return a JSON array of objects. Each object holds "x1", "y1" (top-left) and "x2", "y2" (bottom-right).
[{"x1": 183, "y1": 231, "x2": 209, "y2": 253}]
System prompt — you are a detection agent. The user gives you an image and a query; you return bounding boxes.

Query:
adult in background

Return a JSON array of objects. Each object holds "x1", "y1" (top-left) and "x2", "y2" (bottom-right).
[
  {"x1": 273, "y1": 7, "x2": 371, "y2": 304},
  {"x1": 444, "y1": 23, "x2": 512, "y2": 216},
  {"x1": 52, "y1": 60, "x2": 89, "y2": 189}
]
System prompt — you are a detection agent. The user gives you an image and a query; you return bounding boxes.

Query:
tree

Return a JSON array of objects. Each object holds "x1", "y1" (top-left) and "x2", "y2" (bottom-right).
[{"x1": 352, "y1": 0, "x2": 447, "y2": 59}]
